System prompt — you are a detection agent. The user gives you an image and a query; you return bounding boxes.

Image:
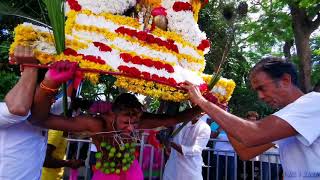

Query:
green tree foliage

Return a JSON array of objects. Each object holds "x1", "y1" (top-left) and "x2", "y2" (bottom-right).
[
  {"x1": 238, "y1": 0, "x2": 320, "y2": 92},
  {"x1": 198, "y1": 0, "x2": 319, "y2": 116},
  {"x1": 198, "y1": 1, "x2": 274, "y2": 117},
  {"x1": 0, "y1": 71, "x2": 18, "y2": 100},
  {"x1": 80, "y1": 75, "x2": 120, "y2": 102},
  {"x1": 311, "y1": 36, "x2": 320, "y2": 85}
]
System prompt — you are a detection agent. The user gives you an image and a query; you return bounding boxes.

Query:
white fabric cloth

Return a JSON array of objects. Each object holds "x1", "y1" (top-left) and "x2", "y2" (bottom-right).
[
  {"x1": 163, "y1": 120, "x2": 210, "y2": 180},
  {"x1": 272, "y1": 92, "x2": 320, "y2": 180},
  {"x1": 90, "y1": 144, "x2": 97, "y2": 152},
  {"x1": 0, "y1": 117, "x2": 47, "y2": 180},
  {"x1": 50, "y1": 97, "x2": 71, "y2": 115},
  {"x1": 0, "y1": 102, "x2": 30, "y2": 128},
  {"x1": 199, "y1": 114, "x2": 209, "y2": 123},
  {"x1": 0, "y1": 98, "x2": 66, "y2": 180}
]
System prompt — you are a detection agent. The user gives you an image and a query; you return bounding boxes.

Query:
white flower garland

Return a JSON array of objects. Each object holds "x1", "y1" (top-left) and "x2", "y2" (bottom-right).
[
  {"x1": 161, "y1": 0, "x2": 208, "y2": 50},
  {"x1": 65, "y1": 0, "x2": 137, "y2": 15}
]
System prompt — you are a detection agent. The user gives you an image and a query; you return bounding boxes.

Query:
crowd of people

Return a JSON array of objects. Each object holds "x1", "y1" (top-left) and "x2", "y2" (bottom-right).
[{"x1": 0, "y1": 46, "x2": 319, "y2": 180}]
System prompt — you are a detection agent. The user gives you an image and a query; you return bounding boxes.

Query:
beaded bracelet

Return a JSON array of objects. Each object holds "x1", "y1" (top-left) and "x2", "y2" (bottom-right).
[{"x1": 40, "y1": 82, "x2": 58, "y2": 93}]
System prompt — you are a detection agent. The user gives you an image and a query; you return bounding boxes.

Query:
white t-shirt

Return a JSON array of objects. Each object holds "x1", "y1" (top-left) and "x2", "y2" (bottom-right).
[
  {"x1": 272, "y1": 92, "x2": 320, "y2": 180},
  {"x1": 163, "y1": 120, "x2": 211, "y2": 180},
  {"x1": 0, "y1": 98, "x2": 66, "y2": 180},
  {"x1": 0, "y1": 113, "x2": 47, "y2": 180},
  {"x1": 0, "y1": 103, "x2": 30, "y2": 128}
]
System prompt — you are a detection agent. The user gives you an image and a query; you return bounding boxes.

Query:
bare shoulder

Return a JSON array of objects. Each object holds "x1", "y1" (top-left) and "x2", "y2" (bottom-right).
[{"x1": 76, "y1": 115, "x2": 104, "y2": 133}]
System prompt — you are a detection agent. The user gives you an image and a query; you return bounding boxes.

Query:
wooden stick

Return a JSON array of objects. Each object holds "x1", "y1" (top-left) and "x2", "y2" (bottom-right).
[{"x1": 21, "y1": 63, "x2": 185, "y2": 90}]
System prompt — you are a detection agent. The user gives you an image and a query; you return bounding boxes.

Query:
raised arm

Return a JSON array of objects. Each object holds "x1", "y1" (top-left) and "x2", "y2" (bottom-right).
[
  {"x1": 138, "y1": 106, "x2": 203, "y2": 129},
  {"x1": 181, "y1": 82, "x2": 297, "y2": 147},
  {"x1": 28, "y1": 61, "x2": 77, "y2": 125},
  {"x1": 227, "y1": 134, "x2": 274, "y2": 160},
  {"x1": 4, "y1": 46, "x2": 38, "y2": 116},
  {"x1": 36, "y1": 114, "x2": 103, "y2": 133}
]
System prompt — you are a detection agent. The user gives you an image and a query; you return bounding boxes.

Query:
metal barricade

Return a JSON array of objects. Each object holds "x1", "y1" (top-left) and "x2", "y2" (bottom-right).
[
  {"x1": 202, "y1": 139, "x2": 282, "y2": 180},
  {"x1": 63, "y1": 133, "x2": 165, "y2": 180},
  {"x1": 62, "y1": 136, "x2": 282, "y2": 180}
]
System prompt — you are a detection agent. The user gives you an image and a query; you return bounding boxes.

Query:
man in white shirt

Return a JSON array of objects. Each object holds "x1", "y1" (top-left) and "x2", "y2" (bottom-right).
[
  {"x1": 182, "y1": 56, "x2": 320, "y2": 179},
  {"x1": 163, "y1": 116, "x2": 211, "y2": 180},
  {"x1": 0, "y1": 46, "x2": 78, "y2": 180}
]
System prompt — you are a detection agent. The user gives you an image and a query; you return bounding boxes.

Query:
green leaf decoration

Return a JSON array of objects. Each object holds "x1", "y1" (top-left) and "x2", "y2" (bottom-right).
[
  {"x1": 42, "y1": 0, "x2": 67, "y2": 116},
  {"x1": 208, "y1": 69, "x2": 223, "y2": 90},
  {"x1": 42, "y1": 0, "x2": 65, "y2": 54}
]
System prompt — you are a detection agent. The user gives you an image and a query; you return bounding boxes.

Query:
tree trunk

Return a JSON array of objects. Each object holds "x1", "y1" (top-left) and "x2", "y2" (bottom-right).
[
  {"x1": 289, "y1": 3, "x2": 313, "y2": 93},
  {"x1": 283, "y1": 39, "x2": 294, "y2": 60},
  {"x1": 294, "y1": 32, "x2": 312, "y2": 92}
]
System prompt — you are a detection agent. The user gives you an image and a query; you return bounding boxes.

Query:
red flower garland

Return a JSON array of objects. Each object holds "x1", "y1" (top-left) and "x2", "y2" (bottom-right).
[
  {"x1": 115, "y1": 27, "x2": 179, "y2": 53},
  {"x1": 63, "y1": 48, "x2": 106, "y2": 64},
  {"x1": 118, "y1": 65, "x2": 177, "y2": 86},
  {"x1": 93, "y1": 42, "x2": 112, "y2": 52},
  {"x1": 197, "y1": 39, "x2": 210, "y2": 51},
  {"x1": 197, "y1": 83, "x2": 227, "y2": 110},
  {"x1": 120, "y1": 53, "x2": 174, "y2": 73},
  {"x1": 64, "y1": 48, "x2": 78, "y2": 56},
  {"x1": 66, "y1": 0, "x2": 81, "y2": 11},
  {"x1": 173, "y1": 2, "x2": 193, "y2": 12},
  {"x1": 82, "y1": 55, "x2": 105, "y2": 64}
]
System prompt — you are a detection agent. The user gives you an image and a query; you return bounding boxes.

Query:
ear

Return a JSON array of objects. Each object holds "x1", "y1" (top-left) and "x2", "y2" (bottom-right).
[{"x1": 281, "y1": 73, "x2": 292, "y2": 87}]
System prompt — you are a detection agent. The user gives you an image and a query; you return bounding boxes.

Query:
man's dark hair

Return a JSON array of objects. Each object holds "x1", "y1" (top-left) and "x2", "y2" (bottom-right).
[
  {"x1": 250, "y1": 56, "x2": 298, "y2": 86},
  {"x1": 112, "y1": 93, "x2": 142, "y2": 112}
]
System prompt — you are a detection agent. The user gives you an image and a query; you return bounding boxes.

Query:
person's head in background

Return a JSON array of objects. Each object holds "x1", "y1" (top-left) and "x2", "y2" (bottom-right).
[{"x1": 246, "y1": 111, "x2": 259, "y2": 121}]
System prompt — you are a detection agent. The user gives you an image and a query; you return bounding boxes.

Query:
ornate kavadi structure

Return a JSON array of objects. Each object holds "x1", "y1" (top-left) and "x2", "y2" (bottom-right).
[{"x1": 10, "y1": 0, "x2": 235, "y2": 103}]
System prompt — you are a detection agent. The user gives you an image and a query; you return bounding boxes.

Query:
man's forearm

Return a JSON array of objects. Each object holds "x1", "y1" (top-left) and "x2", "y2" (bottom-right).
[
  {"x1": 32, "y1": 114, "x2": 103, "y2": 133},
  {"x1": 197, "y1": 99, "x2": 263, "y2": 146},
  {"x1": 28, "y1": 79, "x2": 59, "y2": 125},
  {"x1": 228, "y1": 135, "x2": 273, "y2": 160},
  {"x1": 4, "y1": 67, "x2": 38, "y2": 116}
]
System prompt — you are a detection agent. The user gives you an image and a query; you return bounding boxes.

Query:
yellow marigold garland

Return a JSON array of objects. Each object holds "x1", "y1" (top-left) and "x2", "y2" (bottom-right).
[
  {"x1": 202, "y1": 74, "x2": 236, "y2": 102},
  {"x1": 191, "y1": 0, "x2": 202, "y2": 22},
  {"x1": 115, "y1": 76, "x2": 188, "y2": 102}
]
